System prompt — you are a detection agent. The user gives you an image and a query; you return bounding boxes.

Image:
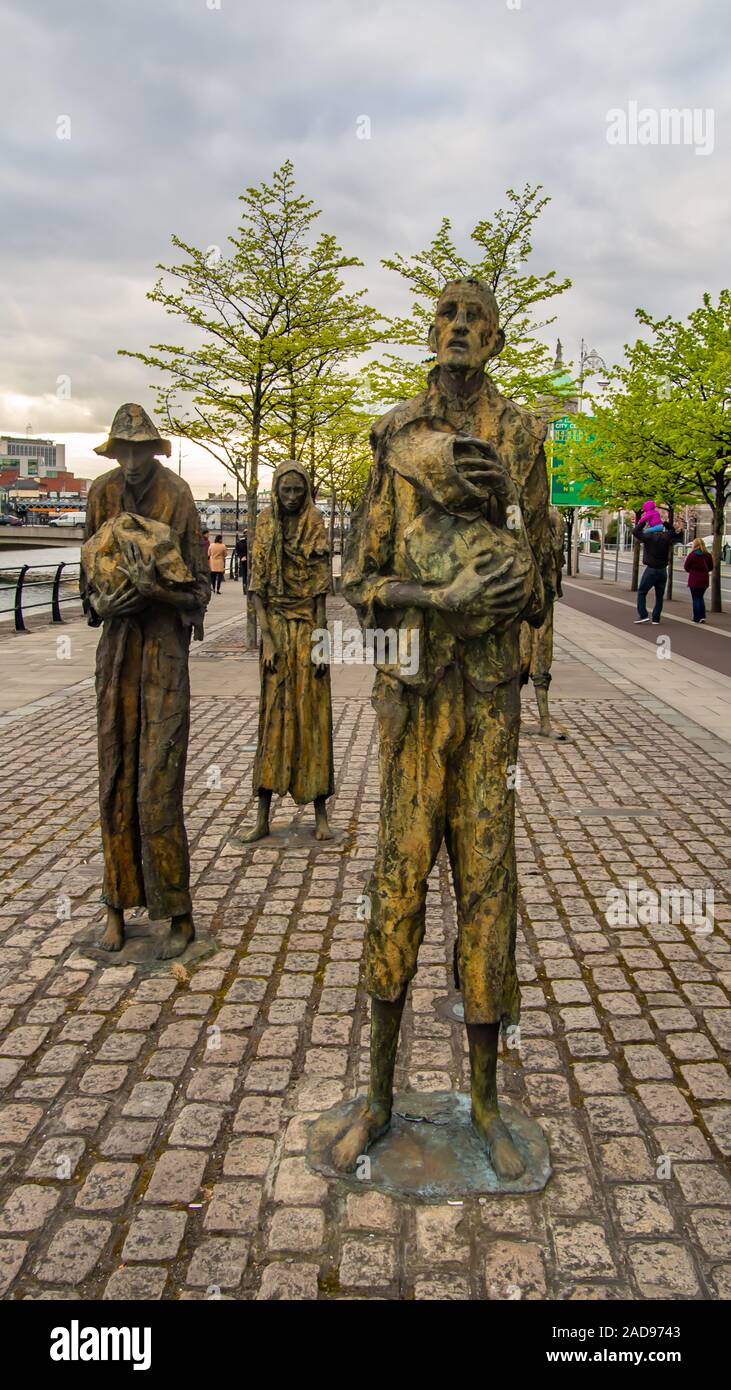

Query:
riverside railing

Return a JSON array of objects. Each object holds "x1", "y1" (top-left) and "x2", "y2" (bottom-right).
[{"x1": 0, "y1": 558, "x2": 81, "y2": 632}]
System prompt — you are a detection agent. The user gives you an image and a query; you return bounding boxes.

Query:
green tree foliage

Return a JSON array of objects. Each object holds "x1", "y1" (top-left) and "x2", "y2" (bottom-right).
[
  {"x1": 368, "y1": 184, "x2": 572, "y2": 410},
  {"x1": 121, "y1": 161, "x2": 380, "y2": 641},
  {"x1": 555, "y1": 291, "x2": 730, "y2": 608}
]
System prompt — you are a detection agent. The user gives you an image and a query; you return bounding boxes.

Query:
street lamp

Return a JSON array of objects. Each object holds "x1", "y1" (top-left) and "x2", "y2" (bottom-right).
[
  {"x1": 575, "y1": 341, "x2": 608, "y2": 564},
  {"x1": 578, "y1": 340, "x2": 607, "y2": 415}
]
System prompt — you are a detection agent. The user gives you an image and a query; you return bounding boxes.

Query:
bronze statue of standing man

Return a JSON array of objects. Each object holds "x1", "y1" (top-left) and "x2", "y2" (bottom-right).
[
  {"x1": 519, "y1": 505, "x2": 568, "y2": 739},
  {"x1": 81, "y1": 404, "x2": 211, "y2": 959},
  {"x1": 243, "y1": 461, "x2": 334, "y2": 842},
  {"x1": 335, "y1": 279, "x2": 556, "y2": 1180}
]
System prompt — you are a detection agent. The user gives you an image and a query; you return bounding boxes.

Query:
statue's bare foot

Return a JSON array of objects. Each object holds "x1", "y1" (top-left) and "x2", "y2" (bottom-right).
[
  {"x1": 539, "y1": 726, "x2": 568, "y2": 741},
  {"x1": 238, "y1": 819, "x2": 270, "y2": 844},
  {"x1": 326, "y1": 1097, "x2": 391, "y2": 1173},
  {"x1": 473, "y1": 1110, "x2": 526, "y2": 1181},
  {"x1": 314, "y1": 799, "x2": 333, "y2": 841},
  {"x1": 98, "y1": 908, "x2": 125, "y2": 953},
  {"x1": 158, "y1": 913, "x2": 195, "y2": 960}
]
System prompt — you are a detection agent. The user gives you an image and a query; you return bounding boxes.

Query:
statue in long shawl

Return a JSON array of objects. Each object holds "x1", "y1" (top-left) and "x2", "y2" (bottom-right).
[{"x1": 242, "y1": 461, "x2": 334, "y2": 842}]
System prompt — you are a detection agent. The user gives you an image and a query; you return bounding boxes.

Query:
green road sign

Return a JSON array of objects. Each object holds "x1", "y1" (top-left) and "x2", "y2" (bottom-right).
[{"x1": 549, "y1": 415, "x2": 602, "y2": 508}]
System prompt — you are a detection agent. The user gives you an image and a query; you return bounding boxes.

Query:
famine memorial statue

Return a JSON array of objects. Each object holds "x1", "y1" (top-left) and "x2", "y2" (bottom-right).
[
  {"x1": 519, "y1": 505, "x2": 568, "y2": 740},
  {"x1": 243, "y1": 460, "x2": 334, "y2": 843},
  {"x1": 81, "y1": 404, "x2": 211, "y2": 959},
  {"x1": 317, "y1": 278, "x2": 556, "y2": 1183}
]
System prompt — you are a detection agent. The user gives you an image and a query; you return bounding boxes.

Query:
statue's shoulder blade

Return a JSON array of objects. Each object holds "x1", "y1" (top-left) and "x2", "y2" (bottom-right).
[
  {"x1": 88, "y1": 466, "x2": 123, "y2": 500},
  {"x1": 370, "y1": 391, "x2": 429, "y2": 452}
]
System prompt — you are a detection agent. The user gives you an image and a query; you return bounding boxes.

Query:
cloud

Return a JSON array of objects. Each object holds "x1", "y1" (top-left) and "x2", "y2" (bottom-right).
[{"x1": 1, "y1": 0, "x2": 727, "y2": 488}]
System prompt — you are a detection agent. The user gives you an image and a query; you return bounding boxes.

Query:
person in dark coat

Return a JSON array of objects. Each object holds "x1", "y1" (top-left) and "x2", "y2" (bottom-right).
[
  {"x1": 684, "y1": 538, "x2": 714, "y2": 623},
  {"x1": 235, "y1": 533, "x2": 248, "y2": 590},
  {"x1": 632, "y1": 509, "x2": 684, "y2": 624}
]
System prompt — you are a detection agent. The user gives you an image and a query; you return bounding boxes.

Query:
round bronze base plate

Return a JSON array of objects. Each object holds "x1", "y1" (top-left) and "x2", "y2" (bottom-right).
[
  {"x1": 75, "y1": 920, "x2": 217, "y2": 972},
  {"x1": 306, "y1": 1090, "x2": 552, "y2": 1198}
]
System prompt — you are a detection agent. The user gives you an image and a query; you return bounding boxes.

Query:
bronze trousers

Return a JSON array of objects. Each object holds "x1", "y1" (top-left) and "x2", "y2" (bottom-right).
[{"x1": 367, "y1": 664, "x2": 521, "y2": 1025}]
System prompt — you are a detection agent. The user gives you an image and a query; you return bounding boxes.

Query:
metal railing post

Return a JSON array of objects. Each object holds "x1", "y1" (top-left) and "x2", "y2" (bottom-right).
[
  {"x1": 14, "y1": 564, "x2": 29, "y2": 632},
  {"x1": 52, "y1": 562, "x2": 66, "y2": 623}
]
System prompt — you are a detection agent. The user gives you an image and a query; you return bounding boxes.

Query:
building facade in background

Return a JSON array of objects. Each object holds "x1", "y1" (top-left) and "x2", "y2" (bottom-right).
[{"x1": 0, "y1": 433, "x2": 88, "y2": 501}]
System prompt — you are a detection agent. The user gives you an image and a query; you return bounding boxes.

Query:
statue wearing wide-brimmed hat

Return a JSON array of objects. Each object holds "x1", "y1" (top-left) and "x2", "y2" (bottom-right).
[
  {"x1": 81, "y1": 402, "x2": 211, "y2": 959},
  {"x1": 94, "y1": 402, "x2": 173, "y2": 459}
]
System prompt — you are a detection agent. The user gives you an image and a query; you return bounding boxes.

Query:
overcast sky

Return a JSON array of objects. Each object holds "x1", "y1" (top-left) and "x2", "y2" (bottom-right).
[{"x1": 1, "y1": 0, "x2": 727, "y2": 495}]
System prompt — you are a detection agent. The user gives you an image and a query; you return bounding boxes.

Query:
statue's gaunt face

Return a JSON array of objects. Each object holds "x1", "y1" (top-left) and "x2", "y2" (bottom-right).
[
  {"x1": 433, "y1": 287, "x2": 500, "y2": 371},
  {"x1": 115, "y1": 440, "x2": 159, "y2": 485},
  {"x1": 277, "y1": 472, "x2": 308, "y2": 514}
]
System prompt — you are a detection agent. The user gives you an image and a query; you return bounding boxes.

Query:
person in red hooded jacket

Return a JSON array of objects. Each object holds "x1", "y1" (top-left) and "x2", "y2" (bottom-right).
[{"x1": 684, "y1": 538, "x2": 713, "y2": 623}]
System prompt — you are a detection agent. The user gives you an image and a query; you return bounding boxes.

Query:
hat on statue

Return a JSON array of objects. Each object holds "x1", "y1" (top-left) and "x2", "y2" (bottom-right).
[{"x1": 94, "y1": 403, "x2": 172, "y2": 459}]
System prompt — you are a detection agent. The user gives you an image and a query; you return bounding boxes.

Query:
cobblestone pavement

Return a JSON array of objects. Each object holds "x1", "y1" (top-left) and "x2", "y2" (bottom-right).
[{"x1": 0, "y1": 605, "x2": 729, "y2": 1301}]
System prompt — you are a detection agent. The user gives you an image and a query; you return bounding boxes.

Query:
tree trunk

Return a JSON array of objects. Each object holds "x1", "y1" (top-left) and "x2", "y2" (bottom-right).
[
  {"x1": 246, "y1": 414, "x2": 261, "y2": 649},
  {"x1": 631, "y1": 538, "x2": 641, "y2": 592},
  {"x1": 711, "y1": 468, "x2": 725, "y2": 613},
  {"x1": 328, "y1": 486, "x2": 336, "y2": 588}
]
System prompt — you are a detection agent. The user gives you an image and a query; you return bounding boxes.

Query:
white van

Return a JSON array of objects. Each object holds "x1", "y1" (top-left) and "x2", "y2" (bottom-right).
[{"x1": 49, "y1": 511, "x2": 87, "y2": 527}]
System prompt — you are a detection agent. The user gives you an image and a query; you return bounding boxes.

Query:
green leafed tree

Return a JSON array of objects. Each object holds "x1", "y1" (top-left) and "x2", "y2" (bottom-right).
[
  {"x1": 368, "y1": 183, "x2": 572, "y2": 411},
  {"x1": 554, "y1": 291, "x2": 730, "y2": 606},
  {"x1": 120, "y1": 161, "x2": 380, "y2": 643}
]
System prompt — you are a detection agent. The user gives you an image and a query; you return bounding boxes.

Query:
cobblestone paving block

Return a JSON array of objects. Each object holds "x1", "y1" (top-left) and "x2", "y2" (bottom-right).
[
  {"x1": 144, "y1": 1150, "x2": 207, "y2": 1205},
  {"x1": 0, "y1": 1184, "x2": 60, "y2": 1232},
  {"x1": 626, "y1": 1241, "x2": 700, "y2": 1297},
  {"x1": 37, "y1": 1219, "x2": 111, "y2": 1284},
  {"x1": 484, "y1": 1240, "x2": 547, "y2": 1300},
  {"x1": 0, "y1": 1238, "x2": 28, "y2": 1296},
  {"x1": 103, "y1": 1266, "x2": 169, "y2": 1300},
  {"x1": 204, "y1": 1181, "x2": 262, "y2": 1234},
  {"x1": 339, "y1": 1237, "x2": 397, "y2": 1291},
  {"x1": 121, "y1": 1209, "x2": 187, "y2": 1262},
  {"x1": 75, "y1": 1163, "x2": 138, "y2": 1211},
  {"x1": 186, "y1": 1237, "x2": 249, "y2": 1289},
  {"x1": 256, "y1": 1262, "x2": 319, "y2": 1300}
]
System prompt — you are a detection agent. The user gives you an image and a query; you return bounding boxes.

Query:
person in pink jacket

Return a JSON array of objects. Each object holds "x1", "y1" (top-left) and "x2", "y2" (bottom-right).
[{"x1": 684, "y1": 538, "x2": 713, "y2": 623}]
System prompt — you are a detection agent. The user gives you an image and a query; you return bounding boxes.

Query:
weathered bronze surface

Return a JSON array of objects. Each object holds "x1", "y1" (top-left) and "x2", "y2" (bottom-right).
[
  {"x1": 240, "y1": 460, "x2": 334, "y2": 843},
  {"x1": 308, "y1": 1092, "x2": 551, "y2": 1198},
  {"x1": 328, "y1": 279, "x2": 558, "y2": 1184},
  {"x1": 519, "y1": 505, "x2": 569, "y2": 740},
  {"x1": 80, "y1": 404, "x2": 211, "y2": 959},
  {"x1": 76, "y1": 919, "x2": 216, "y2": 972}
]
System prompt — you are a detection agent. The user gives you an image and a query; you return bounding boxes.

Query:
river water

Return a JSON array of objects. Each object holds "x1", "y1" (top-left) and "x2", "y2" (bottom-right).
[{"x1": 0, "y1": 546, "x2": 81, "y2": 623}]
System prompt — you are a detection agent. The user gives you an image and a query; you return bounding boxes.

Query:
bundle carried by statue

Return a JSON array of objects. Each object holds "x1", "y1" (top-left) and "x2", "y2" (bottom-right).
[
  {"x1": 389, "y1": 422, "x2": 538, "y2": 639},
  {"x1": 81, "y1": 511, "x2": 196, "y2": 606}
]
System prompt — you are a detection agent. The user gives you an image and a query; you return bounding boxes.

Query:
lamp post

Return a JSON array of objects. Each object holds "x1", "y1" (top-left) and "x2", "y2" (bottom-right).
[
  {"x1": 577, "y1": 340, "x2": 607, "y2": 416},
  {"x1": 577, "y1": 341, "x2": 607, "y2": 560}
]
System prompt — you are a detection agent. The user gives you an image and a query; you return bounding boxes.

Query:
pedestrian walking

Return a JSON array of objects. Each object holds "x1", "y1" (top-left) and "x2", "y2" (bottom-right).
[
  {"x1": 209, "y1": 533, "x2": 227, "y2": 593},
  {"x1": 201, "y1": 528, "x2": 210, "y2": 557},
  {"x1": 684, "y1": 537, "x2": 713, "y2": 623},
  {"x1": 632, "y1": 502, "x2": 684, "y2": 624},
  {"x1": 235, "y1": 533, "x2": 248, "y2": 592}
]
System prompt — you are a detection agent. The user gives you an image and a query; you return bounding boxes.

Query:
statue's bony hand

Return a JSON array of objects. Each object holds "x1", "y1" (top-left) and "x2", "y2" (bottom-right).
[
  {"x1": 453, "y1": 440, "x2": 519, "y2": 516},
  {"x1": 261, "y1": 634, "x2": 278, "y2": 672},
  {"x1": 439, "y1": 553, "x2": 514, "y2": 612},
  {"x1": 92, "y1": 581, "x2": 142, "y2": 620},
  {"x1": 314, "y1": 661, "x2": 328, "y2": 679},
  {"x1": 118, "y1": 540, "x2": 158, "y2": 598}
]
